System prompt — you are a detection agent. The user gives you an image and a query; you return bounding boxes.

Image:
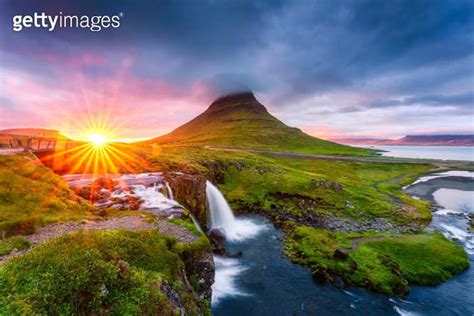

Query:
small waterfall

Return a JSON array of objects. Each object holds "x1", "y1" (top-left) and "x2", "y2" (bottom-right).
[
  {"x1": 206, "y1": 180, "x2": 264, "y2": 242},
  {"x1": 189, "y1": 213, "x2": 204, "y2": 235},
  {"x1": 165, "y1": 182, "x2": 174, "y2": 200},
  {"x1": 206, "y1": 181, "x2": 236, "y2": 230}
]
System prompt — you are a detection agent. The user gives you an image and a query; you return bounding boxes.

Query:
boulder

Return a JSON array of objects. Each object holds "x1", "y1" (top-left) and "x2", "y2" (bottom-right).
[
  {"x1": 333, "y1": 248, "x2": 348, "y2": 260},
  {"x1": 312, "y1": 267, "x2": 331, "y2": 283},
  {"x1": 208, "y1": 227, "x2": 226, "y2": 254}
]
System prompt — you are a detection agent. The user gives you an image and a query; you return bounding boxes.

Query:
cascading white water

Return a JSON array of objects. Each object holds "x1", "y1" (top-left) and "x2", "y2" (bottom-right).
[
  {"x1": 189, "y1": 213, "x2": 205, "y2": 235},
  {"x1": 206, "y1": 180, "x2": 267, "y2": 306},
  {"x1": 206, "y1": 181, "x2": 236, "y2": 229},
  {"x1": 206, "y1": 181, "x2": 264, "y2": 242},
  {"x1": 165, "y1": 182, "x2": 174, "y2": 200}
]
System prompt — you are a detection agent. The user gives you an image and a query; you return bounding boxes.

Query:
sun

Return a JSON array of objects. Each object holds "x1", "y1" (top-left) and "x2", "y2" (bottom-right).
[{"x1": 87, "y1": 133, "x2": 107, "y2": 147}]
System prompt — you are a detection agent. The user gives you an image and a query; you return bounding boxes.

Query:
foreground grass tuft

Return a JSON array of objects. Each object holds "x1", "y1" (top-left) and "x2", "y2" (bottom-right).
[
  {"x1": 0, "y1": 154, "x2": 91, "y2": 237},
  {"x1": 0, "y1": 236, "x2": 30, "y2": 256},
  {"x1": 0, "y1": 229, "x2": 210, "y2": 315}
]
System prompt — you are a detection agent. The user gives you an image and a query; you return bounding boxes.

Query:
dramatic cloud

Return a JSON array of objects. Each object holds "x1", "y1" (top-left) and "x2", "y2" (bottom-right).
[{"x1": 0, "y1": 0, "x2": 472, "y2": 139}]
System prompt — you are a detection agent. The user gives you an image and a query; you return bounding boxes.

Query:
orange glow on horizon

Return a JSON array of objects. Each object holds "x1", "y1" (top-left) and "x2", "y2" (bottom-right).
[{"x1": 40, "y1": 111, "x2": 154, "y2": 203}]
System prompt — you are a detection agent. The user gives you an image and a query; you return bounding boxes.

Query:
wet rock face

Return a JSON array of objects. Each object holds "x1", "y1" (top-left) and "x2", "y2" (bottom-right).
[
  {"x1": 164, "y1": 173, "x2": 208, "y2": 226},
  {"x1": 208, "y1": 228, "x2": 226, "y2": 254},
  {"x1": 201, "y1": 161, "x2": 227, "y2": 185},
  {"x1": 180, "y1": 251, "x2": 215, "y2": 302},
  {"x1": 233, "y1": 197, "x2": 327, "y2": 229}
]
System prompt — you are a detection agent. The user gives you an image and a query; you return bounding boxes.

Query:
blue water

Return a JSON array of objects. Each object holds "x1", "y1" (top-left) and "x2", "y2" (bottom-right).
[
  {"x1": 360, "y1": 145, "x2": 474, "y2": 161},
  {"x1": 212, "y1": 176, "x2": 474, "y2": 315}
]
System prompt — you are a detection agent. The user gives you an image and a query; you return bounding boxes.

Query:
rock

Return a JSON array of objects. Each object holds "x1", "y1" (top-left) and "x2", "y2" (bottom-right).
[
  {"x1": 81, "y1": 219, "x2": 96, "y2": 225},
  {"x1": 179, "y1": 252, "x2": 214, "y2": 301},
  {"x1": 164, "y1": 173, "x2": 207, "y2": 227},
  {"x1": 348, "y1": 258, "x2": 358, "y2": 270},
  {"x1": 226, "y1": 251, "x2": 243, "y2": 258},
  {"x1": 201, "y1": 161, "x2": 227, "y2": 184},
  {"x1": 344, "y1": 200, "x2": 355, "y2": 209},
  {"x1": 209, "y1": 228, "x2": 226, "y2": 254},
  {"x1": 95, "y1": 200, "x2": 114, "y2": 209},
  {"x1": 125, "y1": 196, "x2": 144, "y2": 210},
  {"x1": 160, "y1": 282, "x2": 184, "y2": 313},
  {"x1": 333, "y1": 183, "x2": 343, "y2": 192},
  {"x1": 333, "y1": 276, "x2": 346, "y2": 288},
  {"x1": 333, "y1": 248, "x2": 348, "y2": 260},
  {"x1": 312, "y1": 267, "x2": 331, "y2": 283}
]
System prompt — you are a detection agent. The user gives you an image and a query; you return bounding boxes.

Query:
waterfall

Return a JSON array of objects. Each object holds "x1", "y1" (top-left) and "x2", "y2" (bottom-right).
[
  {"x1": 206, "y1": 181, "x2": 236, "y2": 230},
  {"x1": 206, "y1": 181, "x2": 264, "y2": 242},
  {"x1": 165, "y1": 182, "x2": 174, "y2": 200},
  {"x1": 189, "y1": 213, "x2": 204, "y2": 235}
]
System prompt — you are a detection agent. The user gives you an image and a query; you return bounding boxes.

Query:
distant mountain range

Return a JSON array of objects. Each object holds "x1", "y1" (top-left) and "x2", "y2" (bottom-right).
[
  {"x1": 145, "y1": 91, "x2": 372, "y2": 156},
  {"x1": 332, "y1": 135, "x2": 474, "y2": 146}
]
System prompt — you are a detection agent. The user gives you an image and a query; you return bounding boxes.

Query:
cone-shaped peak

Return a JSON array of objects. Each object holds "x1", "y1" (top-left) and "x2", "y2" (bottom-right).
[{"x1": 206, "y1": 91, "x2": 268, "y2": 115}]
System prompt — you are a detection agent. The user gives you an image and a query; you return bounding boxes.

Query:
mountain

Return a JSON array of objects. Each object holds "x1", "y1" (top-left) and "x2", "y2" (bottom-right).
[
  {"x1": 147, "y1": 91, "x2": 372, "y2": 156},
  {"x1": 386, "y1": 135, "x2": 474, "y2": 146},
  {"x1": 334, "y1": 135, "x2": 474, "y2": 146}
]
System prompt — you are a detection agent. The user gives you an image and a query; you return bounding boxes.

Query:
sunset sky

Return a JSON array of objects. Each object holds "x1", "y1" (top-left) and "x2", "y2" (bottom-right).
[{"x1": 0, "y1": 0, "x2": 473, "y2": 141}]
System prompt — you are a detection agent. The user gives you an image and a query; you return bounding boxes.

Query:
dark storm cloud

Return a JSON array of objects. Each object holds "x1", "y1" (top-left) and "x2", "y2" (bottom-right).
[
  {"x1": 368, "y1": 92, "x2": 474, "y2": 109},
  {"x1": 1, "y1": 0, "x2": 472, "y2": 94},
  {"x1": 0, "y1": 0, "x2": 472, "y2": 137}
]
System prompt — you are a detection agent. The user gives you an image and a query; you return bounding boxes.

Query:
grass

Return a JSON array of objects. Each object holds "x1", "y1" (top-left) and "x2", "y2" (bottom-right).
[
  {"x1": 364, "y1": 233, "x2": 469, "y2": 285},
  {"x1": 148, "y1": 93, "x2": 376, "y2": 157},
  {"x1": 285, "y1": 225, "x2": 469, "y2": 295},
  {"x1": 0, "y1": 154, "x2": 91, "y2": 237},
  {"x1": 143, "y1": 146, "x2": 433, "y2": 225},
  {"x1": 0, "y1": 236, "x2": 30, "y2": 256},
  {"x1": 0, "y1": 229, "x2": 211, "y2": 315}
]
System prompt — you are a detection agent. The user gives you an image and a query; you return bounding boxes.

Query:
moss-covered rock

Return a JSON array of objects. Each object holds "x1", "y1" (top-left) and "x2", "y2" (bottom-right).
[{"x1": 285, "y1": 226, "x2": 469, "y2": 296}]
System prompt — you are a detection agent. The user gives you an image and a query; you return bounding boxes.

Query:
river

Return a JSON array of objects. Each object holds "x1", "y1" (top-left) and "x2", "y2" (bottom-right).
[{"x1": 211, "y1": 172, "x2": 474, "y2": 316}]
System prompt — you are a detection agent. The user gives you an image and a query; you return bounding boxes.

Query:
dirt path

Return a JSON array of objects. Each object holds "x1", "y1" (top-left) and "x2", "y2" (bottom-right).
[{"x1": 0, "y1": 215, "x2": 199, "y2": 265}]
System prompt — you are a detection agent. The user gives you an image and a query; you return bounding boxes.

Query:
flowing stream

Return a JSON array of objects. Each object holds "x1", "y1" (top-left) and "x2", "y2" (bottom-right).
[
  {"x1": 64, "y1": 173, "x2": 473, "y2": 315},
  {"x1": 206, "y1": 175, "x2": 474, "y2": 315}
]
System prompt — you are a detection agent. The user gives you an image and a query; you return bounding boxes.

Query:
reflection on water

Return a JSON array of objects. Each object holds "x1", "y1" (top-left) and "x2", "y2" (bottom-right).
[{"x1": 433, "y1": 188, "x2": 474, "y2": 214}]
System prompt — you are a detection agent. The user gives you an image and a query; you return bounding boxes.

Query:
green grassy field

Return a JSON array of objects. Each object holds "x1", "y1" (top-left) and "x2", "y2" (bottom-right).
[
  {"x1": 0, "y1": 229, "x2": 211, "y2": 315},
  {"x1": 144, "y1": 146, "x2": 433, "y2": 225},
  {"x1": 284, "y1": 226, "x2": 469, "y2": 295},
  {"x1": 142, "y1": 145, "x2": 469, "y2": 295},
  {"x1": 0, "y1": 154, "x2": 91, "y2": 238},
  {"x1": 1, "y1": 143, "x2": 468, "y2": 300}
]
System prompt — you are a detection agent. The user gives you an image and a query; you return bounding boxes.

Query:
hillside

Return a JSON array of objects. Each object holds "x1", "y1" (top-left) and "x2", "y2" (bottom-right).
[{"x1": 148, "y1": 92, "x2": 373, "y2": 156}]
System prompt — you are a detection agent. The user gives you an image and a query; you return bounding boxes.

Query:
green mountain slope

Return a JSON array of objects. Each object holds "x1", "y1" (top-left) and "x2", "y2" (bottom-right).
[{"x1": 148, "y1": 92, "x2": 373, "y2": 156}]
